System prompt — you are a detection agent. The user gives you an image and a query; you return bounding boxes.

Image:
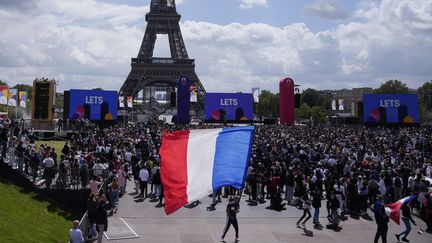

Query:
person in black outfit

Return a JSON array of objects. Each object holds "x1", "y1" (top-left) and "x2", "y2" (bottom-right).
[
  {"x1": 296, "y1": 193, "x2": 312, "y2": 228},
  {"x1": 221, "y1": 196, "x2": 240, "y2": 242},
  {"x1": 328, "y1": 191, "x2": 340, "y2": 225},
  {"x1": 87, "y1": 193, "x2": 97, "y2": 225},
  {"x1": 373, "y1": 195, "x2": 389, "y2": 243},
  {"x1": 94, "y1": 200, "x2": 108, "y2": 243},
  {"x1": 395, "y1": 202, "x2": 416, "y2": 242},
  {"x1": 312, "y1": 187, "x2": 322, "y2": 225}
]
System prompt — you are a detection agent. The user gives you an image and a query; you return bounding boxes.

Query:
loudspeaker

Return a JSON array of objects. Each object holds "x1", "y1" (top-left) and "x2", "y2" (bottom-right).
[
  {"x1": 63, "y1": 91, "x2": 70, "y2": 120},
  {"x1": 357, "y1": 101, "x2": 364, "y2": 117},
  {"x1": 170, "y1": 91, "x2": 176, "y2": 107},
  {"x1": 32, "y1": 80, "x2": 55, "y2": 121},
  {"x1": 295, "y1": 93, "x2": 301, "y2": 108}
]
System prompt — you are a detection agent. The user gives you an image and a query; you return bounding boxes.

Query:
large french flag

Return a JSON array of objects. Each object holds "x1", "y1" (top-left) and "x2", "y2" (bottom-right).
[
  {"x1": 384, "y1": 194, "x2": 417, "y2": 224},
  {"x1": 159, "y1": 126, "x2": 254, "y2": 215}
]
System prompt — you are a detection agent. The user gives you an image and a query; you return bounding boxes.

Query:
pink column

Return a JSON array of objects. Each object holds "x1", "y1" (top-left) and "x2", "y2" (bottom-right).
[{"x1": 279, "y1": 77, "x2": 295, "y2": 125}]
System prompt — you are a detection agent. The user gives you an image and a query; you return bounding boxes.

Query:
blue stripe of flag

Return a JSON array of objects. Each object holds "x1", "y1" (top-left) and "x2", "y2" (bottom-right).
[{"x1": 212, "y1": 126, "x2": 255, "y2": 192}]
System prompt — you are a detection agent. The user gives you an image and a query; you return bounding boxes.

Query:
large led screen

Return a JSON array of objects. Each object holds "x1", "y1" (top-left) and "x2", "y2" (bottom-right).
[
  {"x1": 205, "y1": 93, "x2": 253, "y2": 122},
  {"x1": 363, "y1": 94, "x2": 419, "y2": 124},
  {"x1": 69, "y1": 89, "x2": 118, "y2": 121}
]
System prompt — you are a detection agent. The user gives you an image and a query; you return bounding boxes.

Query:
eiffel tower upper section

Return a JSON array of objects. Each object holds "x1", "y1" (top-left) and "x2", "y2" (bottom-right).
[{"x1": 119, "y1": 0, "x2": 205, "y2": 97}]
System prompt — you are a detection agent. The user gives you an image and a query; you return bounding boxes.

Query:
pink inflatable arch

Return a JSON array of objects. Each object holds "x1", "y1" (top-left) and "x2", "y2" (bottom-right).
[{"x1": 279, "y1": 77, "x2": 295, "y2": 125}]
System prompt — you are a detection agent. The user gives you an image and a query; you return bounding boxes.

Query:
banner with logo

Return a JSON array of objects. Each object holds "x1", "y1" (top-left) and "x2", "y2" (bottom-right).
[
  {"x1": 118, "y1": 96, "x2": 125, "y2": 108},
  {"x1": 8, "y1": 89, "x2": 17, "y2": 106},
  {"x1": 331, "y1": 99, "x2": 337, "y2": 111},
  {"x1": 127, "y1": 96, "x2": 133, "y2": 108},
  {"x1": 0, "y1": 86, "x2": 8, "y2": 105},
  {"x1": 338, "y1": 99, "x2": 344, "y2": 111},
  {"x1": 19, "y1": 91, "x2": 27, "y2": 108},
  {"x1": 252, "y1": 88, "x2": 260, "y2": 103}
]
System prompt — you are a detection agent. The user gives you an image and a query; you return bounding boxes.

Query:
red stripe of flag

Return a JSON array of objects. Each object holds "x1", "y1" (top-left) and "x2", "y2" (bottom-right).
[{"x1": 160, "y1": 130, "x2": 190, "y2": 215}]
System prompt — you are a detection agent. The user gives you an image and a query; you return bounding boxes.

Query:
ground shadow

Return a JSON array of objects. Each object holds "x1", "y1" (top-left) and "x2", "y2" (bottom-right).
[
  {"x1": 184, "y1": 201, "x2": 201, "y2": 209},
  {"x1": 313, "y1": 224, "x2": 323, "y2": 230},
  {"x1": 155, "y1": 202, "x2": 164, "y2": 208},
  {"x1": 247, "y1": 201, "x2": 258, "y2": 206},
  {"x1": 265, "y1": 205, "x2": 287, "y2": 212},
  {"x1": 302, "y1": 228, "x2": 314, "y2": 237},
  {"x1": 360, "y1": 213, "x2": 373, "y2": 221},
  {"x1": 325, "y1": 223, "x2": 343, "y2": 232},
  {"x1": 134, "y1": 198, "x2": 145, "y2": 202}
]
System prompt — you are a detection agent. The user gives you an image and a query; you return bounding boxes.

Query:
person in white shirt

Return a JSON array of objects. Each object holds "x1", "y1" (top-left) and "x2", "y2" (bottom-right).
[
  {"x1": 124, "y1": 150, "x2": 132, "y2": 164},
  {"x1": 43, "y1": 156, "x2": 55, "y2": 188},
  {"x1": 92, "y1": 160, "x2": 105, "y2": 177},
  {"x1": 139, "y1": 167, "x2": 149, "y2": 199},
  {"x1": 69, "y1": 220, "x2": 84, "y2": 243}
]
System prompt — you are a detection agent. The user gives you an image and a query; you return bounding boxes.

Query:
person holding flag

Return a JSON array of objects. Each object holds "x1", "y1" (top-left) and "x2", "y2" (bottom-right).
[
  {"x1": 159, "y1": 126, "x2": 254, "y2": 215},
  {"x1": 395, "y1": 202, "x2": 416, "y2": 242},
  {"x1": 373, "y1": 195, "x2": 389, "y2": 243}
]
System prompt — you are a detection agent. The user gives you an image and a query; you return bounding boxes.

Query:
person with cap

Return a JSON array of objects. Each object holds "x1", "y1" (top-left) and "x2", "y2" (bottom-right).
[
  {"x1": 221, "y1": 196, "x2": 240, "y2": 242},
  {"x1": 69, "y1": 220, "x2": 84, "y2": 243}
]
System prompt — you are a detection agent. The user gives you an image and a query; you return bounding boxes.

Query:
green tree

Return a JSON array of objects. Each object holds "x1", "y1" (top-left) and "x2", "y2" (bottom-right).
[
  {"x1": 418, "y1": 81, "x2": 432, "y2": 124},
  {"x1": 256, "y1": 90, "x2": 279, "y2": 119},
  {"x1": 418, "y1": 81, "x2": 432, "y2": 111},
  {"x1": 301, "y1": 88, "x2": 323, "y2": 107},
  {"x1": 310, "y1": 106, "x2": 328, "y2": 125},
  {"x1": 0, "y1": 80, "x2": 7, "y2": 86},
  {"x1": 295, "y1": 103, "x2": 311, "y2": 119},
  {"x1": 374, "y1": 80, "x2": 409, "y2": 94}
]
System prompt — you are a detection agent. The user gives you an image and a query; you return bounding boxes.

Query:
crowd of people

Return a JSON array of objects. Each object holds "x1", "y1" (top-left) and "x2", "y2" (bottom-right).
[
  {"x1": 1, "y1": 118, "x2": 432, "y2": 242},
  {"x1": 248, "y1": 125, "x2": 432, "y2": 238}
]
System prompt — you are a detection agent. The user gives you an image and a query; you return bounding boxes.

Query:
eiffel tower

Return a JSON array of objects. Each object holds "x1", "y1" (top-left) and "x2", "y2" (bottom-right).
[{"x1": 119, "y1": 0, "x2": 205, "y2": 101}]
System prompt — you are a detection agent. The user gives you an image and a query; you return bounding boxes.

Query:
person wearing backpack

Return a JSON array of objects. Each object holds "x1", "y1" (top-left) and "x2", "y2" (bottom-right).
[{"x1": 393, "y1": 174, "x2": 403, "y2": 200}]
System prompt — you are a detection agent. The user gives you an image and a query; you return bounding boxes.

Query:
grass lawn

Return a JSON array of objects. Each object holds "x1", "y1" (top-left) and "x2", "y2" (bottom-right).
[
  {"x1": 35, "y1": 140, "x2": 67, "y2": 154},
  {"x1": 0, "y1": 181, "x2": 80, "y2": 243}
]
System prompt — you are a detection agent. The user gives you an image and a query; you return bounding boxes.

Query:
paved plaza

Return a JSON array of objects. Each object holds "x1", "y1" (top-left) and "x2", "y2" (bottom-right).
[{"x1": 104, "y1": 184, "x2": 432, "y2": 243}]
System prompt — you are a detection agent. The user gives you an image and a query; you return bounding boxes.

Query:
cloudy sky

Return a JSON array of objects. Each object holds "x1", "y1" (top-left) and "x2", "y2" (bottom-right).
[{"x1": 0, "y1": 0, "x2": 431, "y2": 93}]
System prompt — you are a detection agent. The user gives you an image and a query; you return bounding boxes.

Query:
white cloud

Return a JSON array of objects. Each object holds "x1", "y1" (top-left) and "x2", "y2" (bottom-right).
[
  {"x1": 0, "y1": 0, "x2": 431, "y2": 93},
  {"x1": 303, "y1": 0, "x2": 350, "y2": 20},
  {"x1": 238, "y1": 0, "x2": 268, "y2": 9}
]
